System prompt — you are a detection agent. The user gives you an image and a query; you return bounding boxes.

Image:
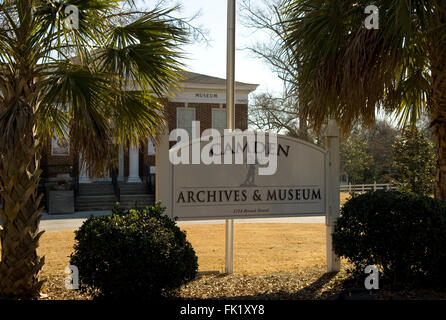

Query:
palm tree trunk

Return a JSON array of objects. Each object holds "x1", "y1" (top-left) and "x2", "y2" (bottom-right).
[
  {"x1": 0, "y1": 103, "x2": 45, "y2": 298},
  {"x1": 431, "y1": 52, "x2": 446, "y2": 200}
]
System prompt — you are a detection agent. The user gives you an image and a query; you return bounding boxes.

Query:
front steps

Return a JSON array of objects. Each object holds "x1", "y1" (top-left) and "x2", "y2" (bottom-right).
[{"x1": 75, "y1": 183, "x2": 154, "y2": 211}]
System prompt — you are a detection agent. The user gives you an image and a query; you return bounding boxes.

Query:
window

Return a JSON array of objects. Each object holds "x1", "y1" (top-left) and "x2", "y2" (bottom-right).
[
  {"x1": 212, "y1": 108, "x2": 227, "y2": 134},
  {"x1": 51, "y1": 134, "x2": 70, "y2": 156},
  {"x1": 148, "y1": 141, "x2": 156, "y2": 155},
  {"x1": 176, "y1": 107, "x2": 195, "y2": 138}
]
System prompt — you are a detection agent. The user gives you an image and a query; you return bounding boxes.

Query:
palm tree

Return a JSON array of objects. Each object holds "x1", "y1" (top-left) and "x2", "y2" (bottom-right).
[
  {"x1": 281, "y1": 0, "x2": 446, "y2": 198},
  {"x1": 0, "y1": 0, "x2": 188, "y2": 298}
]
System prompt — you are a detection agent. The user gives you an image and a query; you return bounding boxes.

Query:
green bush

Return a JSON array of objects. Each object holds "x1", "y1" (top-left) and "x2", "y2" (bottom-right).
[
  {"x1": 70, "y1": 203, "x2": 198, "y2": 299},
  {"x1": 333, "y1": 190, "x2": 446, "y2": 288}
]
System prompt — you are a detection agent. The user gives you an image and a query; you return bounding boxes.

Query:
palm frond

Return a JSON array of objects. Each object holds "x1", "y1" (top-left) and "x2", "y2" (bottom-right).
[
  {"x1": 281, "y1": 0, "x2": 444, "y2": 134},
  {"x1": 0, "y1": 1, "x2": 190, "y2": 175}
]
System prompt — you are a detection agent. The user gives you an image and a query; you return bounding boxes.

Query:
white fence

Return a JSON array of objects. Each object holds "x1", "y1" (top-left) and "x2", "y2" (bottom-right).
[{"x1": 340, "y1": 183, "x2": 397, "y2": 193}]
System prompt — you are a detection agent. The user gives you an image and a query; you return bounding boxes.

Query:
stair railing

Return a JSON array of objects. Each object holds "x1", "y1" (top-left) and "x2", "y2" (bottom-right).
[
  {"x1": 111, "y1": 167, "x2": 120, "y2": 202},
  {"x1": 142, "y1": 164, "x2": 155, "y2": 194}
]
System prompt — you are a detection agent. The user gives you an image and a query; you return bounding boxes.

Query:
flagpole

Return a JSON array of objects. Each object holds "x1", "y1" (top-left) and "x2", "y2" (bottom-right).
[{"x1": 225, "y1": 0, "x2": 236, "y2": 275}]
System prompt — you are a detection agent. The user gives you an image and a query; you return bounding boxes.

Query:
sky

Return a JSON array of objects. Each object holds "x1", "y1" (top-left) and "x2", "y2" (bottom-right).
[
  {"x1": 177, "y1": 0, "x2": 283, "y2": 94},
  {"x1": 140, "y1": 0, "x2": 284, "y2": 95}
]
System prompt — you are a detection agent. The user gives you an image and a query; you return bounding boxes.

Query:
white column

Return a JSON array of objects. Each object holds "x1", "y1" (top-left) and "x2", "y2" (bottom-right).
[
  {"x1": 326, "y1": 119, "x2": 341, "y2": 272},
  {"x1": 79, "y1": 154, "x2": 91, "y2": 183},
  {"x1": 127, "y1": 144, "x2": 141, "y2": 183},
  {"x1": 118, "y1": 143, "x2": 125, "y2": 181}
]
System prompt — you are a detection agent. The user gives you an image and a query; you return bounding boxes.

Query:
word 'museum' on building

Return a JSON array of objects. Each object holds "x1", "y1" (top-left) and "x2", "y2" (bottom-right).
[{"x1": 41, "y1": 72, "x2": 258, "y2": 213}]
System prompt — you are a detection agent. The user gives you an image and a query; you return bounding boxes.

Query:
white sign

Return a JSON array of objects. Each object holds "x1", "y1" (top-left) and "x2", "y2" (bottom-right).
[
  {"x1": 172, "y1": 91, "x2": 249, "y2": 104},
  {"x1": 165, "y1": 135, "x2": 327, "y2": 220}
]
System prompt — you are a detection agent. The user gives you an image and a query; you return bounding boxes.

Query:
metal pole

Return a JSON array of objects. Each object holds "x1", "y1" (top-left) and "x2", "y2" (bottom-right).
[
  {"x1": 326, "y1": 119, "x2": 341, "y2": 272},
  {"x1": 225, "y1": 0, "x2": 236, "y2": 275},
  {"x1": 226, "y1": 0, "x2": 236, "y2": 130}
]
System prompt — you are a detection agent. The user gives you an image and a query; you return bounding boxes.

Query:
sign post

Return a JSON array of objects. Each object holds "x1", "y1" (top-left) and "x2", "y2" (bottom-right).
[
  {"x1": 325, "y1": 119, "x2": 341, "y2": 272},
  {"x1": 225, "y1": 0, "x2": 236, "y2": 275}
]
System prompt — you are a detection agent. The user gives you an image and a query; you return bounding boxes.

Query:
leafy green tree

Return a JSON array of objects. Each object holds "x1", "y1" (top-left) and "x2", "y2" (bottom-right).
[
  {"x1": 392, "y1": 129, "x2": 436, "y2": 195},
  {"x1": 281, "y1": 0, "x2": 446, "y2": 199},
  {"x1": 341, "y1": 133, "x2": 375, "y2": 184},
  {"x1": 364, "y1": 120, "x2": 398, "y2": 183},
  {"x1": 0, "y1": 0, "x2": 190, "y2": 299}
]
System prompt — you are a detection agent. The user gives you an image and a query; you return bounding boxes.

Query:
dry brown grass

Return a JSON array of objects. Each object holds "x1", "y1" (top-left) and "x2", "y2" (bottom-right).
[
  {"x1": 33, "y1": 223, "x2": 336, "y2": 300},
  {"x1": 37, "y1": 192, "x2": 351, "y2": 277},
  {"x1": 37, "y1": 223, "x2": 328, "y2": 277},
  {"x1": 38, "y1": 230, "x2": 76, "y2": 278},
  {"x1": 5, "y1": 197, "x2": 444, "y2": 300},
  {"x1": 340, "y1": 192, "x2": 351, "y2": 205},
  {"x1": 183, "y1": 223, "x2": 326, "y2": 274},
  {"x1": 1, "y1": 192, "x2": 355, "y2": 299}
]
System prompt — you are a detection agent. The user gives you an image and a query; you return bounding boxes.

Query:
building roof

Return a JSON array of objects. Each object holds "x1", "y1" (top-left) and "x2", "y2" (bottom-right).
[{"x1": 181, "y1": 71, "x2": 258, "y2": 88}]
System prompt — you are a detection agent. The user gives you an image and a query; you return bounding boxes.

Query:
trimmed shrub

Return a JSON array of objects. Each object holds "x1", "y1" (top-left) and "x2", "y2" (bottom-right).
[
  {"x1": 333, "y1": 190, "x2": 446, "y2": 288},
  {"x1": 70, "y1": 203, "x2": 198, "y2": 299}
]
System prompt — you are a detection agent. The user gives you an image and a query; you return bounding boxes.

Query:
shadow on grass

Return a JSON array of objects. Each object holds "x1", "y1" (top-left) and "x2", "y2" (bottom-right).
[{"x1": 216, "y1": 271, "x2": 342, "y2": 300}]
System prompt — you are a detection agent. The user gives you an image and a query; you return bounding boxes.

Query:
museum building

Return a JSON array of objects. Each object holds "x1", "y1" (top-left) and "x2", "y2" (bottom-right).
[{"x1": 41, "y1": 71, "x2": 258, "y2": 213}]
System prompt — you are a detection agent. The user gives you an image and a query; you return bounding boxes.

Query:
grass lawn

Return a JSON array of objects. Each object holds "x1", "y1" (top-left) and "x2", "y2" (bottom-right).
[
  {"x1": 36, "y1": 223, "x2": 353, "y2": 300},
  {"x1": 39, "y1": 192, "x2": 352, "y2": 279},
  {"x1": 38, "y1": 223, "x2": 329, "y2": 278},
  {"x1": 5, "y1": 192, "x2": 445, "y2": 299},
  {"x1": 36, "y1": 222, "x2": 446, "y2": 300},
  {"x1": 2, "y1": 192, "x2": 358, "y2": 299}
]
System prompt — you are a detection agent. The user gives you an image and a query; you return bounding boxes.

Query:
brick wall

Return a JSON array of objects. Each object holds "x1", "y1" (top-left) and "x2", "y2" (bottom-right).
[
  {"x1": 144, "y1": 101, "x2": 248, "y2": 168},
  {"x1": 41, "y1": 139, "x2": 76, "y2": 179},
  {"x1": 165, "y1": 102, "x2": 248, "y2": 132},
  {"x1": 43, "y1": 101, "x2": 249, "y2": 178}
]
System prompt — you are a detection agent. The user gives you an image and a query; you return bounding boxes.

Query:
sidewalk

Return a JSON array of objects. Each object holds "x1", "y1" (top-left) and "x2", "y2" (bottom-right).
[
  {"x1": 39, "y1": 210, "x2": 111, "y2": 231},
  {"x1": 36, "y1": 211, "x2": 325, "y2": 231}
]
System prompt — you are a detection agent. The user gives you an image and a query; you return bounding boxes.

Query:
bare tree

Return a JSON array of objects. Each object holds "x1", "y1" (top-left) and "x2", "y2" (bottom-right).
[
  {"x1": 240, "y1": 0, "x2": 298, "y2": 91},
  {"x1": 249, "y1": 92, "x2": 298, "y2": 135},
  {"x1": 249, "y1": 92, "x2": 326, "y2": 145},
  {"x1": 240, "y1": 0, "x2": 313, "y2": 141}
]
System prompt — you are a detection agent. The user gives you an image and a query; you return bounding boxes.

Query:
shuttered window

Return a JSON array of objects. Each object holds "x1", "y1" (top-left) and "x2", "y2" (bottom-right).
[
  {"x1": 177, "y1": 107, "x2": 196, "y2": 138},
  {"x1": 212, "y1": 108, "x2": 227, "y2": 134}
]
